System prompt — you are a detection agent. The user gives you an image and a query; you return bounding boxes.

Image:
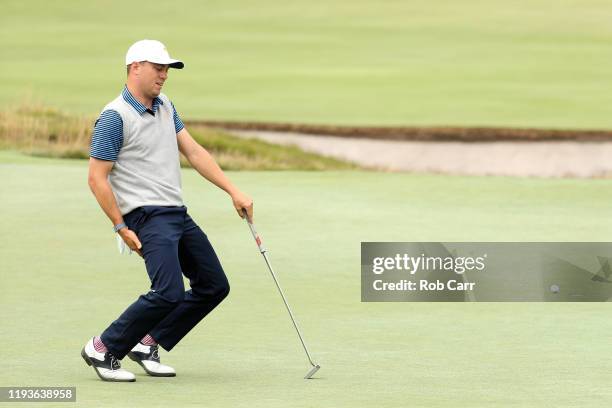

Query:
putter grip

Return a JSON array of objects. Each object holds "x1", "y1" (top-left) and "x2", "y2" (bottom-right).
[{"x1": 243, "y1": 208, "x2": 266, "y2": 253}]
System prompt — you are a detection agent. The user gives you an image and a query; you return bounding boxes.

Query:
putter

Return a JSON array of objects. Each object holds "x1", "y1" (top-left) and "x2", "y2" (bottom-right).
[{"x1": 242, "y1": 209, "x2": 321, "y2": 379}]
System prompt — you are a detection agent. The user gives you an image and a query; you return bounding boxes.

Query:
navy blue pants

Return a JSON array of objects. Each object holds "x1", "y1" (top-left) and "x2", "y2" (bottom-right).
[{"x1": 101, "y1": 206, "x2": 230, "y2": 359}]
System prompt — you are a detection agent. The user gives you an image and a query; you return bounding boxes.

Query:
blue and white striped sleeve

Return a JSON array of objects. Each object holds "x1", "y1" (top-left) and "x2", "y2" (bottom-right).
[
  {"x1": 89, "y1": 110, "x2": 123, "y2": 161},
  {"x1": 171, "y1": 102, "x2": 185, "y2": 133}
]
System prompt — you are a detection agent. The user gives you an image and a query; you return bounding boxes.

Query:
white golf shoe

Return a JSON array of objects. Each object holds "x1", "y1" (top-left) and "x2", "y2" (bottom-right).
[
  {"x1": 81, "y1": 338, "x2": 135, "y2": 382},
  {"x1": 127, "y1": 342, "x2": 176, "y2": 377}
]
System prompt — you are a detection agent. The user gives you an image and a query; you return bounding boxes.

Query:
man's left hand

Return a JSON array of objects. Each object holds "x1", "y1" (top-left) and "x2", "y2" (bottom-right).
[{"x1": 231, "y1": 190, "x2": 253, "y2": 222}]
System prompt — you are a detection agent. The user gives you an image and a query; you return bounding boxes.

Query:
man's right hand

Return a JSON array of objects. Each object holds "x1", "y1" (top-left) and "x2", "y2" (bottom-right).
[
  {"x1": 89, "y1": 158, "x2": 143, "y2": 257},
  {"x1": 118, "y1": 228, "x2": 143, "y2": 257}
]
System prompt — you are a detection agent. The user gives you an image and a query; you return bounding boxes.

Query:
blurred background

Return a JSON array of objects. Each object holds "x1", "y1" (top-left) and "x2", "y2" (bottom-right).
[
  {"x1": 3, "y1": 0, "x2": 612, "y2": 127},
  {"x1": 3, "y1": 0, "x2": 612, "y2": 176}
]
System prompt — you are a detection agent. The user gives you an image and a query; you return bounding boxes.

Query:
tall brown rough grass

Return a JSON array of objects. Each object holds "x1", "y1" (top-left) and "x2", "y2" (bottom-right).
[{"x1": 0, "y1": 104, "x2": 94, "y2": 158}]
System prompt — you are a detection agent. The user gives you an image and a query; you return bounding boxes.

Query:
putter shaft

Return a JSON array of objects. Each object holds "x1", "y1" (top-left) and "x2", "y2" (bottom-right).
[{"x1": 244, "y1": 213, "x2": 320, "y2": 379}]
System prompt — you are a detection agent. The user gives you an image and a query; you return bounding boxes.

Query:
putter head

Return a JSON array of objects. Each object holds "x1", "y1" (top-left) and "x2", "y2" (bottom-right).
[{"x1": 304, "y1": 364, "x2": 320, "y2": 379}]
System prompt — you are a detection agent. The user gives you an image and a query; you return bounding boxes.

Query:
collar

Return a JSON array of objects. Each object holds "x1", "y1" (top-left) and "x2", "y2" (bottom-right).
[{"x1": 122, "y1": 85, "x2": 164, "y2": 116}]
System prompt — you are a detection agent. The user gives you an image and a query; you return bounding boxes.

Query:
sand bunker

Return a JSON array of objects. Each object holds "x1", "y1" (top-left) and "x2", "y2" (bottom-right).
[{"x1": 231, "y1": 130, "x2": 612, "y2": 178}]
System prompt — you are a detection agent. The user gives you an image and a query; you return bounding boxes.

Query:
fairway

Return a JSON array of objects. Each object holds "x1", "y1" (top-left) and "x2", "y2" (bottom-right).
[
  {"x1": 1, "y1": 151, "x2": 611, "y2": 407},
  {"x1": 3, "y1": 0, "x2": 612, "y2": 128}
]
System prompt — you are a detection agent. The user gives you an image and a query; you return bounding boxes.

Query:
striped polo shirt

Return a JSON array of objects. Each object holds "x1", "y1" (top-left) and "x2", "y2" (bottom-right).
[{"x1": 90, "y1": 86, "x2": 185, "y2": 161}]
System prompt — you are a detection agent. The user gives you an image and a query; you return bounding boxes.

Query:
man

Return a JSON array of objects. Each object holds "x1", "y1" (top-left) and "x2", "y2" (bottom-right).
[{"x1": 81, "y1": 39, "x2": 253, "y2": 382}]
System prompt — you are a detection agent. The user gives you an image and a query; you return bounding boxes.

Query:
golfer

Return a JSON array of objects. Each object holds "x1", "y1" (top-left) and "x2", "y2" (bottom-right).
[{"x1": 81, "y1": 39, "x2": 253, "y2": 382}]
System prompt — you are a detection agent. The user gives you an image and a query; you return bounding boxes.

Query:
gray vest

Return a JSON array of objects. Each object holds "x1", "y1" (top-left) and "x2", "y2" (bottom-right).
[{"x1": 102, "y1": 93, "x2": 183, "y2": 215}]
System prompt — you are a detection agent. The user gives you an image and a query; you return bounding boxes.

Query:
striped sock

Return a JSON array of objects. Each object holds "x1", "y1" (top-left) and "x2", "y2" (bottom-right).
[
  {"x1": 140, "y1": 334, "x2": 157, "y2": 346},
  {"x1": 93, "y1": 336, "x2": 108, "y2": 353}
]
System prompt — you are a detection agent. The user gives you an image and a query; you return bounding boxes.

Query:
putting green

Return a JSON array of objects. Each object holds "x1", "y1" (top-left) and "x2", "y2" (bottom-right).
[
  {"x1": 1, "y1": 151, "x2": 611, "y2": 406},
  {"x1": 3, "y1": 1, "x2": 612, "y2": 128}
]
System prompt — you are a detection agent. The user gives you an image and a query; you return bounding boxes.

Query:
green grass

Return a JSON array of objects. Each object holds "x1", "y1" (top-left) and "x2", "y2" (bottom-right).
[
  {"x1": 1, "y1": 151, "x2": 612, "y2": 407},
  {"x1": 0, "y1": 105, "x2": 356, "y2": 170},
  {"x1": 2, "y1": 1, "x2": 612, "y2": 129}
]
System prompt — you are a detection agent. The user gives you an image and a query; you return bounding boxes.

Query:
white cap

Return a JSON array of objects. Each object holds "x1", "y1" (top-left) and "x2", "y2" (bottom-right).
[{"x1": 125, "y1": 39, "x2": 184, "y2": 69}]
